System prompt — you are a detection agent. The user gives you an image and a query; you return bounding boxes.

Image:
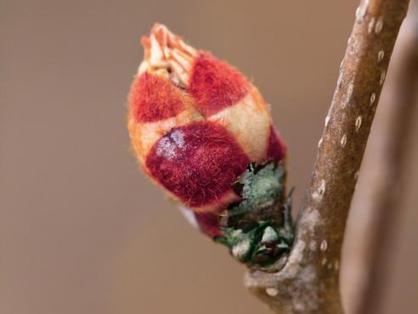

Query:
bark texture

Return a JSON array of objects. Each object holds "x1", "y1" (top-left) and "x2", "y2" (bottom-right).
[
  {"x1": 343, "y1": 8, "x2": 418, "y2": 314},
  {"x1": 245, "y1": 1, "x2": 410, "y2": 313}
]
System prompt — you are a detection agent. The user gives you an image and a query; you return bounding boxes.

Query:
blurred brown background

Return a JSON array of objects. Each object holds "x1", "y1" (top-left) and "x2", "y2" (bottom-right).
[{"x1": 1, "y1": 1, "x2": 417, "y2": 313}]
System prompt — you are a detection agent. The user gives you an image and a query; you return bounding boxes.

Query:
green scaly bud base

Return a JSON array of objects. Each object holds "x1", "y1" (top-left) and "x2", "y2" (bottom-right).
[{"x1": 215, "y1": 161, "x2": 294, "y2": 268}]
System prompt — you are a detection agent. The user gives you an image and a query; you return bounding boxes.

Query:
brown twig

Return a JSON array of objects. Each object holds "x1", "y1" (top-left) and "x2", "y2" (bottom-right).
[
  {"x1": 244, "y1": 0, "x2": 410, "y2": 313},
  {"x1": 342, "y1": 8, "x2": 418, "y2": 314}
]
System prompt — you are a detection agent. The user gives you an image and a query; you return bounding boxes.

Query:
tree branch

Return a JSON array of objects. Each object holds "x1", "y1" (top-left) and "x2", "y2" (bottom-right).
[
  {"x1": 245, "y1": 1, "x2": 410, "y2": 313},
  {"x1": 343, "y1": 8, "x2": 418, "y2": 314}
]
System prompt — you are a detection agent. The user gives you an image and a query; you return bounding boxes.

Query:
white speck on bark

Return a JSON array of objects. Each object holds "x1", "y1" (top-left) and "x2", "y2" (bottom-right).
[
  {"x1": 341, "y1": 134, "x2": 347, "y2": 147},
  {"x1": 370, "y1": 92, "x2": 377, "y2": 105},
  {"x1": 368, "y1": 17, "x2": 376, "y2": 34},
  {"x1": 377, "y1": 50, "x2": 385, "y2": 62},
  {"x1": 320, "y1": 240, "x2": 328, "y2": 252},
  {"x1": 375, "y1": 17, "x2": 384, "y2": 34},
  {"x1": 266, "y1": 287, "x2": 279, "y2": 297},
  {"x1": 355, "y1": 116, "x2": 362, "y2": 131}
]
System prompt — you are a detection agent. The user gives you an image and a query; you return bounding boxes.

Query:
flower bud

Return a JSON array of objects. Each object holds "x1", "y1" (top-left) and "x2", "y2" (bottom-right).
[{"x1": 128, "y1": 24, "x2": 286, "y2": 239}]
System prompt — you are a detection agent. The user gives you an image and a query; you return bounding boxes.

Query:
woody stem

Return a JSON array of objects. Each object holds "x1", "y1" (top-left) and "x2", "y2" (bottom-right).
[{"x1": 245, "y1": 0, "x2": 410, "y2": 313}]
